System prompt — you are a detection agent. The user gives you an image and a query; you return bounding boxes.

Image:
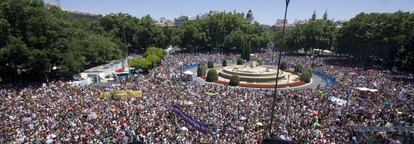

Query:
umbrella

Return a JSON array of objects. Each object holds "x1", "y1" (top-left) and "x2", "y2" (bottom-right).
[
  {"x1": 183, "y1": 70, "x2": 194, "y2": 75},
  {"x1": 256, "y1": 122, "x2": 264, "y2": 127},
  {"x1": 181, "y1": 127, "x2": 188, "y2": 131},
  {"x1": 116, "y1": 67, "x2": 124, "y2": 72},
  {"x1": 240, "y1": 116, "x2": 247, "y2": 121},
  {"x1": 312, "y1": 111, "x2": 319, "y2": 116},
  {"x1": 184, "y1": 101, "x2": 194, "y2": 105}
]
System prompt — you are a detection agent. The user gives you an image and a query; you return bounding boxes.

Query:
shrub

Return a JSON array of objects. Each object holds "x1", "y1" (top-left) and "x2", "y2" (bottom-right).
[
  {"x1": 129, "y1": 58, "x2": 152, "y2": 72},
  {"x1": 197, "y1": 63, "x2": 207, "y2": 77},
  {"x1": 228, "y1": 74, "x2": 240, "y2": 86},
  {"x1": 145, "y1": 54, "x2": 162, "y2": 66},
  {"x1": 206, "y1": 69, "x2": 218, "y2": 82},
  {"x1": 207, "y1": 60, "x2": 214, "y2": 68},
  {"x1": 237, "y1": 58, "x2": 244, "y2": 65},
  {"x1": 302, "y1": 68, "x2": 312, "y2": 83},
  {"x1": 295, "y1": 64, "x2": 303, "y2": 73},
  {"x1": 280, "y1": 61, "x2": 288, "y2": 70},
  {"x1": 222, "y1": 59, "x2": 227, "y2": 66}
]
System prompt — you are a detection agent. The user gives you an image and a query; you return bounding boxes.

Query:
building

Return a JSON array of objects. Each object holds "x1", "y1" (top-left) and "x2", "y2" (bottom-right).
[
  {"x1": 155, "y1": 17, "x2": 174, "y2": 27},
  {"x1": 174, "y1": 16, "x2": 189, "y2": 27}
]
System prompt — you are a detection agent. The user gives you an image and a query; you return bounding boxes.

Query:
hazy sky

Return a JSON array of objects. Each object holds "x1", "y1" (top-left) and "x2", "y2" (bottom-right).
[{"x1": 47, "y1": 0, "x2": 414, "y2": 25}]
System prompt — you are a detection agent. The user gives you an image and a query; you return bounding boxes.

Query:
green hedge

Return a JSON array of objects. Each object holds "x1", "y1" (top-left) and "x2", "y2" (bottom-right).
[
  {"x1": 280, "y1": 61, "x2": 288, "y2": 70},
  {"x1": 295, "y1": 64, "x2": 303, "y2": 73},
  {"x1": 228, "y1": 74, "x2": 240, "y2": 86},
  {"x1": 206, "y1": 69, "x2": 218, "y2": 82},
  {"x1": 302, "y1": 68, "x2": 312, "y2": 83},
  {"x1": 197, "y1": 63, "x2": 207, "y2": 77}
]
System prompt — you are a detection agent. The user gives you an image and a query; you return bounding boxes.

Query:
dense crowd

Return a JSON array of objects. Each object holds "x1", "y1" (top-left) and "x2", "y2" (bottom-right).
[{"x1": 1, "y1": 52, "x2": 413, "y2": 143}]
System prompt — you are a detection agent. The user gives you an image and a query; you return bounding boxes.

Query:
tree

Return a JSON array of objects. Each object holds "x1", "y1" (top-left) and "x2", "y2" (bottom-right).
[
  {"x1": 302, "y1": 68, "x2": 312, "y2": 83},
  {"x1": 207, "y1": 60, "x2": 214, "y2": 68},
  {"x1": 206, "y1": 69, "x2": 218, "y2": 82},
  {"x1": 294, "y1": 64, "x2": 303, "y2": 73},
  {"x1": 280, "y1": 61, "x2": 288, "y2": 70},
  {"x1": 228, "y1": 74, "x2": 240, "y2": 86},
  {"x1": 336, "y1": 12, "x2": 414, "y2": 71},
  {"x1": 197, "y1": 63, "x2": 207, "y2": 77},
  {"x1": 145, "y1": 54, "x2": 162, "y2": 67},
  {"x1": 129, "y1": 58, "x2": 152, "y2": 72}
]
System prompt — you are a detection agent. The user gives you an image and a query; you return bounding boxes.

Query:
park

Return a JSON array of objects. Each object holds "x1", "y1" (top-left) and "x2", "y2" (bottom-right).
[{"x1": 0, "y1": 0, "x2": 414, "y2": 143}]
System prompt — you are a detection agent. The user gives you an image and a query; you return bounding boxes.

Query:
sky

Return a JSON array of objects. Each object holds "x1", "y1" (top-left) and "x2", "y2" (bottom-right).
[{"x1": 46, "y1": 0, "x2": 414, "y2": 25}]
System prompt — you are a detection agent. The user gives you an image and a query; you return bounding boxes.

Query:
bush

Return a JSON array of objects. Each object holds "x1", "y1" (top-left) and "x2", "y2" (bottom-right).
[
  {"x1": 228, "y1": 74, "x2": 240, "y2": 86},
  {"x1": 207, "y1": 60, "x2": 214, "y2": 68},
  {"x1": 302, "y1": 68, "x2": 312, "y2": 83},
  {"x1": 206, "y1": 69, "x2": 218, "y2": 82},
  {"x1": 129, "y1": 58, "x2": 152, "y2": 72},
  {"x1": 222, "y1": 59, "x2": 227, "y2": 66},
  {"x1": 280, "y1": 61, "x2": 288, "y2": 70},
  {"x1": 145, "y1": 54, "x2": 162, "y2": 66},
  {"x1": 237, "y1": 58, "x2": 244, "y2": 65},
  {"x1": 295, "y1": 64, "x2": 303, "y2": 73},
  {"x1": 197, "y1": 63, "x2": 207, "y2": 77}
]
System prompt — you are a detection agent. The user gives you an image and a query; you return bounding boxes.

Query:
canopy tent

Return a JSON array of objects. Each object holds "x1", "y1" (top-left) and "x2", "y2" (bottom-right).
[
  {"x1": 181, "y1": 127, "x2": 188, "y2": 131},
  {"x1": 356, "y1": 87, "x2": 378, "y2": 92},
  {"x1": 115, "y1": 67, "x2": 124, "y2": 72},
  {"x1": 256, "y1": 122, "x2": 264, "y2": 127},
  {"x1": 329, "y1": 96, "x2": 348, "y2": 106},
  {"x1": 183, "y1": 70, "x2": 194, "y2": 75}
]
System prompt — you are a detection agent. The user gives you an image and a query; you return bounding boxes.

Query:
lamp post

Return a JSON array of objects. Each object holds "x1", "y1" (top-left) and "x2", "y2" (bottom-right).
[{"x1": 268, "y1": 0, "x2": 290, "y2": 138}]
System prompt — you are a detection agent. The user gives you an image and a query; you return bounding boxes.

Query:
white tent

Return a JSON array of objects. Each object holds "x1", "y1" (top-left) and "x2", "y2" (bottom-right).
[
  {"x1": 183, "y1": 70, "x2": 194, "y2": 75},
  {"x1": 329, "y1": 96, "x2": 348, "y2": 106},
  {"x1": 181, "y1": 127, "x2": 188, "y2": 131},
  {"x1": 356, "y1": 87, "x2": 378, "y2": 92}
]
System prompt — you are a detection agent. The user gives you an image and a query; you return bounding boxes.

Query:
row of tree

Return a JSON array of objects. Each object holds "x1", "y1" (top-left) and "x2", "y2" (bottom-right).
[
  {"x1": 336, "y1": 12, "x2": 414, "y2": 71},
  {"x1": 0, "y1": 0, "x2": 125, "y2": 82},
  {"x1": 283, "y1": 11, "x2": 414, "y2": 71},
  {"x1": 172, "y1": 12, "x2": 271, "y2": 54}
]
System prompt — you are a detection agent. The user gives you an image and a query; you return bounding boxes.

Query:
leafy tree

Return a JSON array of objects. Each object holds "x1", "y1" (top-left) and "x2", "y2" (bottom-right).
[
  {"x1": 228, "y1": 74, "x2": 240, "y2": 86},
  {"x1": 206, "y1": 69, "x2": 218, "y2": 82},
  {"x1": 129, "y1": 58, "x2": 152, "y2": 71},
  {"x1": 144, "y1": 47, "x2": 166, "y2": 58},
  {"x1": 302, "y1": 68, "x2": 312, "y2": 83},
  {"x1": 280, "y1": 61, "x2": 288, "y2": 70},
  {"x1": 197, "y1": 63, "x2": 207, "y2": 77},
  {"x1": 145, "y1": 54, "x2": 162, "y2": 66},
  {"x1": 294, "y1": 64, "x2": 303, "y2": 73}
]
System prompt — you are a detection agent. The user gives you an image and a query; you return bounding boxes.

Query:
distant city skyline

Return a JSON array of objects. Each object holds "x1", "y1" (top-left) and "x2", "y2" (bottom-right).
[{"x1": 45, "y1": 0, "x2": 414, "y2": 25}]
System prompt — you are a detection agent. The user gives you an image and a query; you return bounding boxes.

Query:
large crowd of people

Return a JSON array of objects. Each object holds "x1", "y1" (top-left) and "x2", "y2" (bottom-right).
[{"x1": 1, "y1": 51, "x2": 413, "y2": 143}]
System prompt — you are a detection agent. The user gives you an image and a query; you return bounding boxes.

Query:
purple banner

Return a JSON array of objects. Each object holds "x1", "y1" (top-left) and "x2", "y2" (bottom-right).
[{"x1": 171, "y1": 104, "x2": 208, "y2": 134}]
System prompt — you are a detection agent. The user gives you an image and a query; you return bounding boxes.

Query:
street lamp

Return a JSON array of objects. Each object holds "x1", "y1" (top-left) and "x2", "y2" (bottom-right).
[{"x1": 268, "y1": 0, "x2": 290, "y2": 139}]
